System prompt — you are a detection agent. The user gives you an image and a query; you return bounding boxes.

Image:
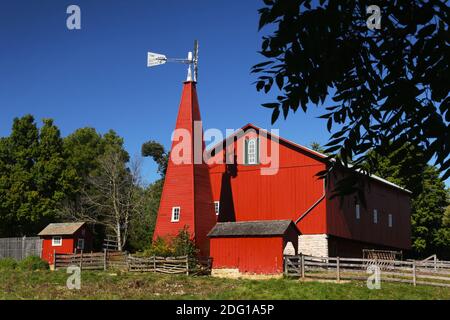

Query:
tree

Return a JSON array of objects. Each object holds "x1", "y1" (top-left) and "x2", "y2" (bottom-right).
[
  {"x1": 371, "y1": 145, "x2": 450, "y2": 258},
  {"x1": 127, "y1": 179, "x2": 163, "y2": 251},
  {"x1": 62, "y1": 152, "x2": 145, "y2": 251},
  {"x1": 0, "y1": 115, "x2": 70, "y2": 236},
  {"x1": 141, "y1": 140, "x2": 169, "y2": 177},
  {"x1": 253, "y1": 0, "x2": 449, "y2": 195}
]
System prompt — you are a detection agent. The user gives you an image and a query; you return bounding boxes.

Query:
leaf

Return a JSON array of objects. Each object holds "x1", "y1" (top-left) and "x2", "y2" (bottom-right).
[
  {"x1": 271, "y1": 108, "x2": 280, "y2": 124},
  {"x1": 261, "y1": 103, "x2": 279, "y2": 109}
]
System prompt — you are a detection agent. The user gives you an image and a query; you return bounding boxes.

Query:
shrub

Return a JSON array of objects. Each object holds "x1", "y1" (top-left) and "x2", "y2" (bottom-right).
[
  {"x1": 173, "y1": 227, "x2": 199, "y2": 257},
  {"x1": 0, "y1": 258, "x2": 18, "y2": 270},
  {"x1": 138, "y1": 227, "x2": 199, "y2": 258},
  {"x1": 17, "y1": 256, "x2": 49, "y2": 271}
]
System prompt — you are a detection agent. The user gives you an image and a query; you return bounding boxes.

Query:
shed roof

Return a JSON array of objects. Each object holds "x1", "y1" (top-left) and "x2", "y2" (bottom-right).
[
  {"x1": 207, "y1": 220, "x2": 298, "y2": 237},
  {"x1": 38, "y1": 222, "x2": 86, "y2": 236}
]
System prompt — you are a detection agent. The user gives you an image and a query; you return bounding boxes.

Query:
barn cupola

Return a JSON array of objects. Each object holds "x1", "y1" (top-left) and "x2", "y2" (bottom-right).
[{"x1": 152, "y1": 80, "x2": 216, "y2": 256}]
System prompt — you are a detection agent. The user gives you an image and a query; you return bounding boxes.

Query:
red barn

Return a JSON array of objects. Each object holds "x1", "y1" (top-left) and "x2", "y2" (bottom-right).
[
  {"x1": 207, "y1": 124, "x2": 412, "y2": 259},
  {"x1": 152, "y1": 78, "x2": 412, "y2": 275},
  {"x1": 38, "y1": 222, "x2": 93, "y2": 265}
]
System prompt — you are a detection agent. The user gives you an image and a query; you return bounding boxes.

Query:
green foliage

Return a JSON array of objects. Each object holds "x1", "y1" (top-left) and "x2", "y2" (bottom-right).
[
  {"x1": 0, "y1": 258, "x2": 18, "y2": 270},
  {"x1": 172, "y1": 227, "x2": 199, "y2": 257},
  {"x1": 17, "y1": 256, "x2": 49, "y2": 271},
  {"x1": 0, "y1": 115, "x2": 72, "y2": 236},
  {"x1": 140, "y1": 237, "x2": 175, "y2": 257},
  {"x1": 138, "y1": 227, "x2": 198, "y2": 258},
  {"x1": 127, "y1": 179, "x2": 163, "y2": 252},
  {"x1": 141, "y1": 140, "x2": 168, "y2": 177},
  {"x1": 253, "y1": 1, "x2": 449, "y2": 195}
]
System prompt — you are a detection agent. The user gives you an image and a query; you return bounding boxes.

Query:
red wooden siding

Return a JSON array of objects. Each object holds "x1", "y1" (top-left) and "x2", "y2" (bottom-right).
[
  {"x1": 208, "y1": 128, "x2": 327, "y2": 234},
  {"x1": 152, "y1": 81, "x2": 216, "y2": 256},
  {"x1": 41, "y1": 237, "x2": 75, "y2": 264},
  {"x1": 207, "y1": 124, "x2": 411, "y2": 252},
  {"x1": 210, "y1": 237, "x2": 284, "y2": 274},
  {"x1": 326, "y1": 170, "x2": 411, "y2": 249}
]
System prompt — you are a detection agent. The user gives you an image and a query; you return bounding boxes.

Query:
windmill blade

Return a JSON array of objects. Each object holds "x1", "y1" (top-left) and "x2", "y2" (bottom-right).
[
  {"x1": 193, "y1": 40, "x2": 199, "y2": 81},
  {"x1": 147, "y1": 52, "x2": 167, "y2": 67}
]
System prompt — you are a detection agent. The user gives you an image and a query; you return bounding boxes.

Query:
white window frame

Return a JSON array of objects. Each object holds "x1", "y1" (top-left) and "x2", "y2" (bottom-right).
[
  {"x1": 244, "y1": 138, "x2": 258, "y2": 165},
  {"x1": 373, "y1": 209, "x2": 378, "y2": 224},
  {"x1": 171, "y1": 206, "x2": 180, "y2": 222},
  {"x1": 52, "y1": 236, "x2": 62, "y2": 247},
  {"x1": 388, "y1": 214, "x2": 393, "y2": 228},
  {"x1": 77, "y1": 238, "x2": 85, "y2": 250},
  {"x1": 214, "y1": 201, "x2": 220, "y2": 216},
  {"x1": 355, "y1": 204, "x2": 360, "y2": 220}
]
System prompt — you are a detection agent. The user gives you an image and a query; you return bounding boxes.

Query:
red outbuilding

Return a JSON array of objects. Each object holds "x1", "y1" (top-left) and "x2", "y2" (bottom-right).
[
  {"x1": 208, "y1": 220, "x2": 300, "y2": 275},
  {"x1": 38, "y1": 222, "x2": 93, "y2": 265}
]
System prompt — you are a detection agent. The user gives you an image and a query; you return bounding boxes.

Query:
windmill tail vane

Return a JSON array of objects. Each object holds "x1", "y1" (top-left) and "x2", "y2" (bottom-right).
[{"x1": 147, "y1": 40, "x2": 199, "y2": 82}]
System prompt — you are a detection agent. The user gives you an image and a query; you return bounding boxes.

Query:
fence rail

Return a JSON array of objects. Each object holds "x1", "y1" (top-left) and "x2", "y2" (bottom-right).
[
  {"x1": 0, "y1": 237, "x2": 42, "y2": 260},
  {"x1": 54, "y1": 250, "x2": 127, "y2": 270},
  {"x1": 284, "y1": 255, "x2": 450, "y2": 288},
  {"x1": 54, "y1": 251, "x2": 211, "y2": 275}
]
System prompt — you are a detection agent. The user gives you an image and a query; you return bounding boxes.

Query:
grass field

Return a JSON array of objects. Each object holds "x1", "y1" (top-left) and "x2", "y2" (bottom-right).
[{"x1": 1, "y1": 269, "x2": 450, "y2": 300}]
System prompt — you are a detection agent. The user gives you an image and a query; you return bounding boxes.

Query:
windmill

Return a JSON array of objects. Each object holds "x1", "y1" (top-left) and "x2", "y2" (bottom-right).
[{"x1": 147, "y1": 40, "x2": 199, "y2": 82}]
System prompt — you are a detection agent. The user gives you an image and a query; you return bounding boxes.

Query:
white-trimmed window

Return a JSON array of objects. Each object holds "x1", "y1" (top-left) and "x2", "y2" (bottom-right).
[
  {"x1": 171, "y1": 206, "x2": 180, "y2": 222},
  {"x1": 244, "y1": 138, "x2": 259, "y2": 165},
  {"x1": 373, "y1": 209, "x2": 378, "y2": 224},
  {"x1": 355, "y1": 204, "x2": 360, "y2": 220},
  {"x1": 214, "y1": 201, "x2": 220, "y2": 216},
  {"x1": 77, "y1": 238, "x2": 85, "y2": 250},
  {"x1": 388, "y1": 214, "x2": 393, "y2": 228},
  {"x1": 52, "y1": 236, "x2": 62, "y2": 247}
]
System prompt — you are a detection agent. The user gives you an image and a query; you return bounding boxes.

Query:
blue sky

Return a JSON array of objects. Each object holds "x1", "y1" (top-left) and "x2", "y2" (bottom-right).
[{"x1": 1, "y1": 1, "x2": 444, "y2": 186}]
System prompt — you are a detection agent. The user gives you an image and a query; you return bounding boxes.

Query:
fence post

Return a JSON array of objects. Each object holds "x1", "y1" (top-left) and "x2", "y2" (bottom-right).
[
  {"x1": 186, "y1": 256, "x2": 189, "y2": 276},
  {"x1": 412, "y1": 261, "x2": 417, "y2": 286},
  {"x1": 284, "y1": 256, "x2": 287, "y2": 276},
  {"x1": 22, "y1": 236, "x2": 26, "y2": 260},
  {"x1": 53, "y1": 249, "x2": 56, "y2": 268},
  {"x1": 153, "y1": 255, "x2": 156, "y2": 272},
  {"x1": 336, "y1": 257, "x2": 340, "y2": 282},
  {"x1": 103, "y1": 249, "x2": 107, "y2": 271},
  {"x1": 301, "y1": 254, "x2": 305, "y2": 278},
  {"x1": 80, "y1": 250, "x2": 83, "y2": 271}
]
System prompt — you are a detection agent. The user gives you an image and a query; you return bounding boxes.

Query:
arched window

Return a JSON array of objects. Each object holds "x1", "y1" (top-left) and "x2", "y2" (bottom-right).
[{"x1": 245, "y1": 138, "x2": 259, "y2": 165}]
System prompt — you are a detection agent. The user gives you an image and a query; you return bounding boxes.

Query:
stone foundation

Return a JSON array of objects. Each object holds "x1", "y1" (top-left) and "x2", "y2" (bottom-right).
[
  {"x1": 211, "y1": 268, "x2": 283, "y2": 279},
  {"x1": 298, "y1": 234, "x2": 329, "y2": 257}
]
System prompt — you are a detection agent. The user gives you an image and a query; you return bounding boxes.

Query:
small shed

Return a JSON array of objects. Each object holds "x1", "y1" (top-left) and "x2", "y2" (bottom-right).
[
  {"x1": 208, "y1": 220, "x2": 300, "y2": 275},
  {"x1": 38, "y1": 222, "x2": 93, "y2": 265}
]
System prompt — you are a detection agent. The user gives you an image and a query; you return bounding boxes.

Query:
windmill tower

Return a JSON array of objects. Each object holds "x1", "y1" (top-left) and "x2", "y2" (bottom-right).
[{"x1": 147, "y1": 41, "x2": 216, "y2": 256}]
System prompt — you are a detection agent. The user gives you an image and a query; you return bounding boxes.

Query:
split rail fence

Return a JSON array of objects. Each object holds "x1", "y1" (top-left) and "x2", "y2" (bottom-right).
[
  {"x1": 284, "y1": 255, "x2": 450, "y2": 287},
  {"x1": 54, "y1": 251, "x2": 211, "y2": 275},
  {"x1": 54, "y1": 251, "x2": 127, "y2": 270}
]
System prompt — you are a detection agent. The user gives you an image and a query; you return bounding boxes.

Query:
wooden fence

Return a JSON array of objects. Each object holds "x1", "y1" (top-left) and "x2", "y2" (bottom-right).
[
  {"x1": 54, "y1": 251, "x2": 211, "y2": 275},
  {"x1": 128, "y1": 255, "x2": 189, "y2": 274},
  {"x1": 54, "y1": 250, "x2": 127, "y2": 270},
  {"x1": 127, "y1": 255, "x2": 212, "y2": 275},
  {"x1": 0, "y1": 237, "x2": 42, "y2": 260},
  {"x1": 284, "y1": 255, "x2": 450, "y2": 288}
]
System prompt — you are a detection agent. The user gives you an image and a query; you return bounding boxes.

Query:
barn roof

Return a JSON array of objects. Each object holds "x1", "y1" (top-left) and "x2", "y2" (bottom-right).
[
  {"x1": 38, "y1": 222, "x2": 86, "y2": 236},
  {"x1": 207, "y1": 220, "x2": 298, "y2": 237}
]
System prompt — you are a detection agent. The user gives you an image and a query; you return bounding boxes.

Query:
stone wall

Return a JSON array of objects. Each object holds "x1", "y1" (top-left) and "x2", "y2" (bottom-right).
[{"x1": 298, "y1": 234, "x2": 329, "y2": 257}]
